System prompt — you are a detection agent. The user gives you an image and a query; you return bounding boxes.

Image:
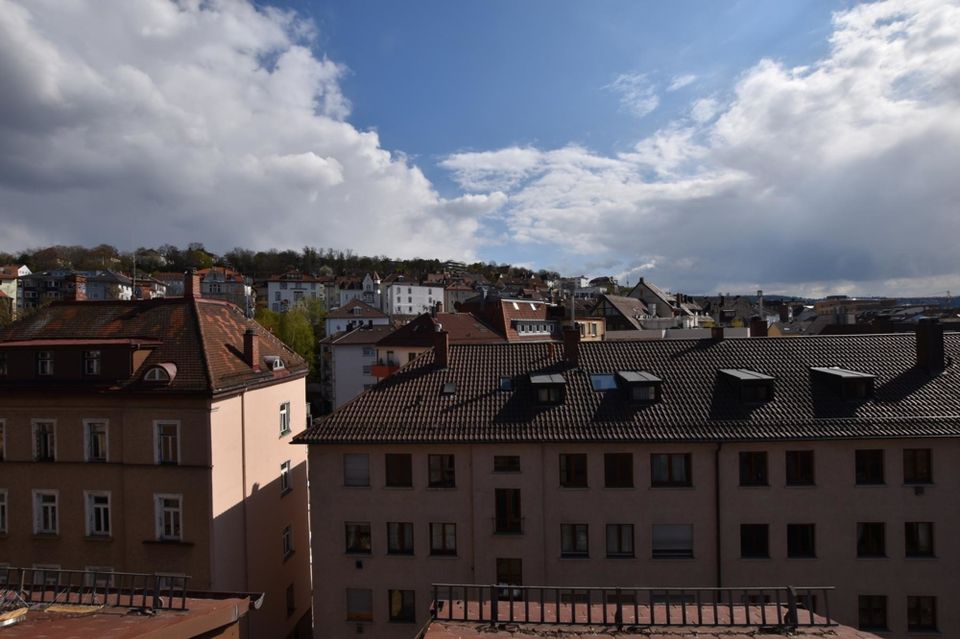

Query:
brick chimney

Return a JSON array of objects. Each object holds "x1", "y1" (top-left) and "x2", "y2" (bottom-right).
[
  {"x1": 68, "y1": 274, "x2": 87, "y2": 301},
  {"x1": 916, "y1": 318, "x2": 945, "y2": 373},
  {"x1": 711, "y1": 326, "x2": 724, "y2": 341},
  {"x1": 749, "y1": 316, "x2": 768, "y2": 338},
  {"x1": 244, "y1": 328, "x2": 260, "y2": 371},
  {"x1": 184, "y1": 269, "x2": 201, "y2": 299},
  {"x1": 562, "y1": 327, "x2": 580, "y2": 367},
  {"x1": 433, "y1": 301, "x2": 443, "y2": 316},
  {"x1": 434, "y1": 325, "x2": 449, "y2": 368}
]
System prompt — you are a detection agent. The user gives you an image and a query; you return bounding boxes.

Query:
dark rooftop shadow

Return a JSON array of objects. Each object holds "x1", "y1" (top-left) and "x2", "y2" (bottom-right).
[
  {"x1": 874, "y1": 365, "x2": 938, "y2": 404},
  {"x1": 808, "y1": 370, "x2": 861, "y2": 419},
  {"x1": 707, "y1": 373, "x2": 767, "y2": 421},
  {"x1": 492, "y1": 362, "x2": 573, "y2": 424}
]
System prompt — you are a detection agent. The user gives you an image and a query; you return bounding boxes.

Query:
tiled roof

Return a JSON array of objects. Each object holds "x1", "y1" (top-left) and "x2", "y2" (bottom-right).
[
  {"x1": 294, "y1": 332, "x2": 960, "y2": 445},
  {"x1": 0, "y1": 265, "x2": 22, "y2": 279},
  {"x1": 0, "y1": 297, "x2": 307, "y2": 395},
  {"x1": 592, "y1": 294, "x2": 649, "y2": 330},
  {"x1": 376, "y1": 313, "x2": 505, "y2": 348},
  {"x1": 326, "y1": 298, "x2": 388, "y2": 319},
  {"x1": 326, "y1": 325, "x2": 395, "y2": 346}
]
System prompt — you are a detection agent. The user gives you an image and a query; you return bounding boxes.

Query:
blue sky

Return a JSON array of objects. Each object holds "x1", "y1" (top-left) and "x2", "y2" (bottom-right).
[{"x1": 2, "y1": 0, "x2": 959, "y2": 296}]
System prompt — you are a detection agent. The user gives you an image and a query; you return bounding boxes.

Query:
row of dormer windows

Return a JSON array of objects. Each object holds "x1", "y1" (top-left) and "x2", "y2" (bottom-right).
[{"x1": 0, "y1": 350, "x2": 100, "y2": 377}]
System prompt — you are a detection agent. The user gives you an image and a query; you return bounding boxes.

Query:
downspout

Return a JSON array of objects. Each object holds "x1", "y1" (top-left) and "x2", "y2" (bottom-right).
[
  {"x1": 714, "y1": 442, "x2": 722, "y2": 588},
  {"x1": 240, "y1": 389, "x2": 251, "y2": 635}
]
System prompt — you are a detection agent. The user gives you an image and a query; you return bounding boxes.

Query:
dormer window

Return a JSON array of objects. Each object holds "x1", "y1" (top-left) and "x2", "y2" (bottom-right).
[
  {"x1": 36, "y1": 351, "x2": 53, "y2": 376},
  {"x1": 811, "y1": 367, "x2": 875, "y2": 400},
  {"x1": 353, "y1": 307, "x2": 362, "y2": 315},
  {"x1": 144, "y1": 364, "x2": 176, "y2": 384},
  {"x1": 530, "y1": 374, "x2": 565, "y2": 404},
  {"x1": 590, "y1": 374, "x2": 617, "y2": 391},
  {"x1": 264, "y1": 356, "x2": 285, "y2": 371},
  {"x1": 719, "y1": 369, "x2": 775, "y2": 403},
  {"x1": 616, "y1": 371, "x2": 661, "y2": 404}
]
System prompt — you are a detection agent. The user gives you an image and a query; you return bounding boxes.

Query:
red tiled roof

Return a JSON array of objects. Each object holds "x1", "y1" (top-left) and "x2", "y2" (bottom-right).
[
  {"x1": 295, "y1": 332, "x2": 960, "y2": 444},
  {"x1": 326, "y1": 298, "x2": 388, "y2": 320},
  {"x1": 326, "y1": 325, "x2": 395, "y2": 346},
  {"x1": 0, "y1": 297, "x2": 307, "y2": 395},
  {"x1": 376, "y1": 313, "x2": 505, "y2": 348}
]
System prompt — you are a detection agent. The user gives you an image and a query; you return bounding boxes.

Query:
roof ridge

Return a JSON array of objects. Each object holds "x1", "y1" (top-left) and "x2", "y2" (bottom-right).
[{"x1": 189, "y1": 296, "x2": 215, "y2": 393}]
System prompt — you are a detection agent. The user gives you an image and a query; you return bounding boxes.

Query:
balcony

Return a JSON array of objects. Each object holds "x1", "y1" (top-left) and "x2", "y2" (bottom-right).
[{"x1": 370, "y1": 359, "x2": 401, "y2": 379}]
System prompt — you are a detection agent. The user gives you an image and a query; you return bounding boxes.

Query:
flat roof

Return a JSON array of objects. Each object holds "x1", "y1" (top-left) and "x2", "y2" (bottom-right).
[
  {"x1": 719, "y1": 368, "x2": 775, "y2": 381},
  {"x1": 617, "y1": 370, "x2": 662, "y2": 383},
  {"x1": 530, "y1": 373, "x2": 566, "y2": 385},
  {"x1": 810, "y1": 366, "x2": 875, "y2": 379}
]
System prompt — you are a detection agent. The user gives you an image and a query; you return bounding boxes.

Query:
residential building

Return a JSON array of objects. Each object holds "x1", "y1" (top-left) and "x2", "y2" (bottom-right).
[
  {"x1": 295, "y1": 320, "x2": 958, "y2": 639},
  {"x1": 198, "y1": 266, "x2": 254, "y2": 312},
  {"x1": 265, "y1": 270, "x2": 327, "y2": 313},
  {"x1": 458, "y1": 293, "x2": 563, "y2": 342},
  {"x1": 383, "y1": 277, "x2": 444, "y2": 316},
  {"x1": 0, "y1": 272, "x2": 312, "y2": 638},
  {"x1": 626, "y1": 278, "x2": 702, "y2": 328},
  {"x1": 152, "y1": 272, "x2": 186, "y2": 297},
  {"x1": 84, "y1": 270, "x2": 134, "y2": 302},
  {"x1": 17, "y1": 271, "x2": 89, "y2": 311},
  {"x1": 444, "y1": 281, "x2": 475, "y2": 312},
  {"x1": 325, "y1": 298, "x2": 391, "y2": 337},
  {"x1": 337, "y1": 273, "x2": 381, "y2": 310},
  {"x1": 0, "y1": 265, "x2": 30, "y2": 318},
  {"x1": 320, "y1": 324, "x2": 395, "y2": 409}
]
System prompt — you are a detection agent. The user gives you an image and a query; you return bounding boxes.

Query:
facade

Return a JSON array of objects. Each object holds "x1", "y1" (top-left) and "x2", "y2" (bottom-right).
[
  {"x1": 0, "y1": 273, "x2": 313, "y2": 639},
  {"x1": 384, "y1": 278, "x2": 444, "y2": 316},
  {"x1": 320, "y1": 325, "x2": 395, "y2": 409},
  {"x1": 296, "y1": 322, "x2": 958, "y2": 639},
  {"x1": 325, "y1": 298, "x2": 391, "y2": 337},
  {"x1": 0, "y1": 265, "x2": 30, "y2": 318},
  {"x1": 337, "y1": 273, "x2": 381, "y2": 310},
  {"x1": 198, "y1": 266, "x2": 254, "y2": 311},
  {"x1": 17, "y1": 271, "x2": 88, "y2": 311},
  {"x1": 265, "y1": 270, "x2": 327, "y2": 313},
  {"x1": 626, "y1": 278, "x2": 702, "y2": 328}
]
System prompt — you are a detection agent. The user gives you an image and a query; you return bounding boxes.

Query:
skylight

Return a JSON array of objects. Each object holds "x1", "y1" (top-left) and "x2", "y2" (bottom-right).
[
  {"x1": 441, "y1": 382, "x2": 457, "y2": 396},
  {"x1": 499, "y1": 376, "x2": 513, "y2": 391},
  {"x1": 590, "y1": 374, "x2": 617, "y2": 391}
]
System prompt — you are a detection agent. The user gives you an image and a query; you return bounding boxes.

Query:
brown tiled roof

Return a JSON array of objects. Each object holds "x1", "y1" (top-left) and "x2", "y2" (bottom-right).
[
  {"x1": 326, "y1": 325, "x2": 395, "y2": 346},
  {"x1": 326, "y1": 298, "x2": 388, "y2": 320},
  {"x1": 0, "y1": 265, "x2": 22, "y2": 279},
  {"x1": 294, "y1": 332, "x2": 960, "y2": 444},
  {"x1": 591, "y1": 294, "x2": 649, "y2": 330},
  {"x1": 376, "y1": 313, "x2": 505, "y2": 348},
  {"x1": 0, "y1": 297, "x2": 307, "y2": 395}
]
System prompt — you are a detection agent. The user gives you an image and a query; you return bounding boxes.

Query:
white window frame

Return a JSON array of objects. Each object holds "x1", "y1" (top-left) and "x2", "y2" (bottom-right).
[
  {"x1": 282, "y1": 525, "x2": 294, "y2": 558},
  {"x1": 83, "y1": 350, "x2": 101, "y2": 376},
  {"x1": 31, "y1": 419, "x2": 57, "y2": 462},
  {"x1": 280, "y1": 460, "x2": 291, "y2": 494},
  {"x1": 84, "y1": 419, "x2": 109, "y2": 463},
  {"x1": 36, "y1": 351, "x2": 53, "y2": 376},
  {"x1": 155, "y1": 493, "x2": 183, "y2": 541},
  {"x1": 33, "y1": 489, "x2": 59, "y2": 534},
  {"x1": 144, "y1": 367, "x2": 170, "y2": 382},
  {"x1": 279, "y1": 402, "x2": 291, "y2": 436},
  {"x1": 0, "y1": 489, "x2": 7, "y2": 534},
  {"x1": 154, "y1": 420, "x2": 180, "y2": 464},
  {"x1": 85, "y1": 490, "x2": 112, "y2": 537}
]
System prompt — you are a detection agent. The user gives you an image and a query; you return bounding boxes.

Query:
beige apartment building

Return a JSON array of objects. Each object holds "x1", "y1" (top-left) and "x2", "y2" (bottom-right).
[
  {"x1": 296, "y1": 321, "x2": 958, "y2": 639},
  {"x1": 0, "y1": 272, "x2": 312, "y2": 639}
]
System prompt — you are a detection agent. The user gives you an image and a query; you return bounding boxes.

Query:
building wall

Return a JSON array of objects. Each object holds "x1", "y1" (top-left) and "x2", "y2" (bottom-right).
[
  {"x1": 385, "y1": 284, "x2": 442, "y2": 316},
  {"x1": 266, "y1": 281, "x2": 324, "y2": 313},
  {"x1": 326, "y1": 315, "x2": 390, "y2": 337},
  {"x1": 331, "y1": 344, "x2": 378, "y2": 409},
  {"x1": 307, "y1": 438, "x2": 960, "y2": 639}
]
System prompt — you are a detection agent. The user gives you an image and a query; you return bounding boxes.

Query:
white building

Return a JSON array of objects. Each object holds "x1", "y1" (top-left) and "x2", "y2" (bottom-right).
[
  {"x1": 265, "y1": 270, "x2": 326, "y2": 312},
  {"x1": 338, "y1": 273, "x2": 382, "y2": 310},
  {"x1": 321, "y1": 325, "x2": 395, "y2": 409},
  {"x1": 325, "y1": 299, "x2": 391, "y2": 337},
  {"x1": 384, "y1": 278, "x2": 443, "y2": 316}
]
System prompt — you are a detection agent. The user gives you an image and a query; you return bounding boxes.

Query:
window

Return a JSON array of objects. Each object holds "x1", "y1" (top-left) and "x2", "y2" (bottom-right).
[
  {"x1": 155, "y1": 421, "x2": 179, "y2": 464},
  {"x1": 362, "y1": 365, "x2": 372, "y2": 375},
  {"x1": 32, "y1": 420, "x2": 56, "y2": 462},
  {"x1": 652, "y1": 524, "x2": 694, "y2": 558},
  {"x1": 33, "y1": 490, "x2": 58, "y2": 534},
  {"x1": 0, "y1": 353, "x2": 6, "y2": 376},
  {"x1": 428, "y1": 454, "x2": 455, "y2": 488},
  {"x1": 629, "y1": 384, "x2": 657, "y2": 402},
  {"x1": 387, "y1": 522, "x2": 414, "y2": 555},
  {"x1": 606, "y1": 524, "x2": 634, "y2": 558},
  {"x1": 344, "y1": 454, "x2": 370, "y2": 487},
  {"x1": 84, "y1": 420, "x2": 108, "y2": 462},
  {"x1": 738, "y1": 451, "x2": 768, "y2": 486},
  {"x1": 857, "y1": 522, "x2": 885, "y2": 557},
  {"x1": 429, "y1": 522, "x2": 457, "y2": 556},
  {"x1": 858, "y1": 595, "x2": 887, "y2": 630},
  {"x1": 499, "y1": 376, "x2": 513, "y2": 391},
  {"x1": 495, "y1": 488, "x2": 522, "y2": 534},
  {"x1": 362, "y1": 346, "x2": 375, "y2": 356},
  {"x1": 346, "y1": 588, "x2": 373, "y2": 621},
  {"x1": 590, "y1": 374, "x2": 617, "y2": 391},
  {"x1": 785, "y1": 450, "x2": 815, "y2": 485},
  {"x1": 561, "y1": 524, "x2": 589, "y2": 557},
  {"x1": 740, "y1": 524, "x2": 769, "y2": 558},
  {"x1": 0, "y1": 490, "x2": 7, "y2": 534},
  {"x1": 604, "y1": 453, "x2": 633, "y2": 487},
  {"x1": 494, "y1": 455, "x2": 520, "y2": 473},
  {"x1": 36, "y1": 351, "x2": 53, "y2": 376},
  {"x1": 787, "y1": 523, "x2": 816, "y2": 558},
  {"x1": 0, "y1": 420, "x2": 6, "y2": 461},
  {"x1": 279, "y1": 401, "x2": 291, "y2": 436},
  {"x1": 559, "y1": 453, "x2": 588, "y2": 487},
  {"x1": 282, "y1": 525, "x2": 294, "y2": 558},
  {"x1": 903, "y1": 448, "x2": 932, "y2": 484},
  {"x1": 651, "y1": 453, "x2": 691, "y2": 487},
  {"x1": 85, "y1": 491, "x2": 111, "y2": 537},
  {"x1": 280, "y1": 460, "x2": 291, "y2": 494},
  {"x1": 155, "y1": 494, "x2": 183, "y2": 541},
  {"x1": 144, "y1": 366, "x2": 171, "y2": 382},
  {"x1": 345, "y1": 522, "x2": 371, "y2": 554},
  {"x1": 496, "y1": 558, "x2": 523, "y2": 585},
  {"x1": 907, "y1": 596, "x2": 937, "y2": 631},
  {"x1": 388, "y1": 589, "x2": 416, "y2": 623},
  {"x1": 286, "y1": 583, "x2": 296, "y2": 617},
  {"x1": 83, "y1": 567, "x2": 115, "y2": 588},
  {"x1": 384, "y1": 453, "x2": 412, "y2": 487},
  {"x1": 855, "y1": 449, "x2": 884, "y2": 484},
  {"x1": 83, "y1": 350, "x2": 101, "y2": 376},
  {"x1": 905, "y1": 522, "x2": 934, "y2": 557}
]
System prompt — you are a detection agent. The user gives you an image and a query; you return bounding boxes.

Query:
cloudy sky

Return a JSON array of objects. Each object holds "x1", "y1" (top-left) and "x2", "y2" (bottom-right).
[{"x1": 1, "y1": 0, "x2": 958, "y2": 296}]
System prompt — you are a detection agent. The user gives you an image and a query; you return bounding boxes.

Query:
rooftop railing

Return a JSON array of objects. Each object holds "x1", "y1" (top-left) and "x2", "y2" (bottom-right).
[{"x1": 430, "y1": 584, "x2": 834, "y2": 630}]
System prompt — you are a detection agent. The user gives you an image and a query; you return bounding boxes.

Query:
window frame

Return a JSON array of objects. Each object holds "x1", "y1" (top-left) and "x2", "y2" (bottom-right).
[
  {"x1": 786, "y1": 523, "x2": 816, "y2": 558},
  {"x1": 388, "y1": 589, "x2": 416, "y2": 623},
  {"x1": 560, "y1": 523, "x2": 589, "y2": 558},
  {"x1": 429, "y1": 522, "x2": 457, "y2": 556},
  {"x1": 495, "y1": 557, "x2": 523, "y2": 585},
  {"x1": 604, "y1": 453, "x2": 634, "y2": 488},
  {"x1": 346, "y1": 588, "x2": 374, "y2": 622},
  {"x1": 428, "y1": 454, "x2": 456, "y2": 488},
  {"x1": 0, "y1": 489, "x2": 7, "y2": 534},
  {"x1": 855, "y1": 449, "x2": 884, "y2": 485},
  {"x1": 650, "y1": 453, "x2": 692, "y2": 487},
  {"x1": 651, "y1": 524, "x2": 694, "y2": 559},
  {"x1": 494, "y1": 488, "x2": 522, "y2": 534},
  {"x1": 858, "y1": 595, "x2": 887, "y2": 631},
  {"x1": 343, "y1": 453, "x2": 370, "y2": 487},
  {"x1": 856, "y1": 522, "x2": 886, "y2": 558},
  {"x1": 83, "y1": 350, "x2": 101, "y2": 376},
  {"x1": 154, "y1": 420, "x2": 180, "y2": 465},
  {"x1": 32, "y1": 419, "x2": 57, "y2": 462},
  {"x1": 605, "y1": 523, "x2": 635, "y2": 558},
  {"x1": 385, "y1": 453, "x2": 413, "y2": 487},
  {"x1": 785, "y1": 450, "x2": 815, "y2": 486},
  {"x1": 907, "y1": 595, "x2": 937, "y2": 632},
  {"x1": 559, "y1": 453, "x2": 588, "y2": 488},
  {"x1": 281, "y1": 525, "x2": 294, "y2": 559},
  {"x1": 493, "y1": 455, "x2": 521, "y2": 473},
  {"x1": 905, "y1": 522, "x2": 934, "y2": 558},
  {"x1": 345, "y1": 521, "x2": 372, "y2": 554},
  {"x1": 84, "y1": 419, "x2": 109, "y2": 463},
  {"x1": 903, "y1": 448, "x2": 932, "y2": 484},
  {"x1": 279, "y1": 401, "x2": 291, "y2": 436},
  {"x1": 0, "y1": 419, "x2": 6, "y2": 462},
  {"x1": 280, "y1": 460, "x2": 291, "y2": 494},
  {"x1": 739, "y1": 523, "x2": 769, "y2": 558},
  {"x1": 386, "y1": 522, "x2": 414, "y2": 555},
  {"x1": 738, "y1": 451, "x2": 768, "y2": 486},
  {"x1": 36, "y1": 350, "x2": 53, "y2": 376},
  {"x1": 85, "y1": 490, "x2": 112, "y2": 537},
  {"x1": 155, "y1": 493, "x2": 183, "y2": 541},
  {"x1": 33, "y1": 489, "x2": 59, "y2": 535}
]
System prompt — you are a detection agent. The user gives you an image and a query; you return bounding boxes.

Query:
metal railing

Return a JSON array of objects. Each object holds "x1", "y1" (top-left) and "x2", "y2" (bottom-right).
[
  {"x1": 0, "y1": 567, "x2": 190, "y2": 611},
  {"x1": 430, "y1": 584, "x2": 834, "y2": 629}
]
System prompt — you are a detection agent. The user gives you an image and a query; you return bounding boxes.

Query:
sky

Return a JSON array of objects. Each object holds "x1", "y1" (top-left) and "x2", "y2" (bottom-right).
[{"x1": 1, "y1": 0, "x2": 959, "y2": 296}]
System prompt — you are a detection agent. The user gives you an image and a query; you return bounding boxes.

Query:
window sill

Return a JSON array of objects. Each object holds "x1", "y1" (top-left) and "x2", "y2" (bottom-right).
[
  {"x1": 32, "y1": 533, "x2": 60, "y2": 540},
  {"x1": 345, "y1": 551, "x2": 372, "y2": 556},
  {"x1": 786, "y1": 555, "x2": 817, "y2": 560},
  {"x1": 905, "y1": 555, "x2": 937, "y2": 560},
  {"x1": 427, "y1": 485, "x2": 457, "y2": 490},
  {"x1": 605, "y1": 554, "x2": 636, "y2": 560},
  {"x1": 855, "y1": 482, "x2": 886, "y2": 487},
  {"x1": 283, "y1": 550, "x2": 295, "y2": 563},
  {"x1": 387, "y1": 552, "x2": 416, "y2": 557},
  {"x1": 560, "y1": 554, "x2": 589, "y2": 560},
  {"x1": 785, "y1": 483, "x2": 817, "y2": 488},
  {"x1": 343, "y1": 484, "x2": 371, "y2": 489},
  {"x1": 739, "y1": 556, "x2": 771, "y2": 560},
  {"x1": 428, "y1": 553, "x2": 459, "y2": 559},
  {"x1": 143, "y1": 539, "x2": 194, "y2": 546},
  {"x1": 84, "y1": 535, "x2": 114, "y2": 542},
  {"x1": 280, "y1": 487, "x2": 293, "y2": 498},
  {"x1": 652, "y1": 554, "x2": 695, "y2": 560},
  {"x1": 738, "y1": 484, "x2": 770, "y2": 488},
  {"x1": 559, "y1": 485, "x2": 589, "y2": 490},
  {"x1": 855, "y1": 555, "x2": 887, "y2": 560},
  {"x1": 384, "y1": 485, "x2": 414, "y2": 490},
  {"x1": 650, "y1": 484, "x2": 694, "y2": 490},
  {"x1": 603, "y1": 486, "x2": 635, "y2": 490},
  {"x1": 494, "y1": 531, "x2": 524, "y2": 537},
  {"x1": 903, "y1": 481, "x2": 933, "y2": 487}
]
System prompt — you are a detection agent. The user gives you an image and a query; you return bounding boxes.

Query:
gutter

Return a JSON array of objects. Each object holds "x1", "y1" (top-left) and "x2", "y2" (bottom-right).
[{"x1": 714, "y1": 441, "x2": 722, "y2": 588}]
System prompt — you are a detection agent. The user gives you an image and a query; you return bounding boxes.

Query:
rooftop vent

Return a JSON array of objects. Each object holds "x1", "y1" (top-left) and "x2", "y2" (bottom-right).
[{"x1": 263, "y1": 355, "x2": 285, "y2": 371}]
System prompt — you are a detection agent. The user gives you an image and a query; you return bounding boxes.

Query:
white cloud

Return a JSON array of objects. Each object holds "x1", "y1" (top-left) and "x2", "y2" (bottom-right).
[
  {"x1": 0, "y1": 0, "x2": 482, "y2": 261},
  {"x1": 606, "y1": 72, "x2": 660, "y2": 118},
  {"x1": 667, "y1": 73, "x2": 697, "y2": 91},
  {"x1": 442, "y1": 0, "x2": 960, "y2": 295}
]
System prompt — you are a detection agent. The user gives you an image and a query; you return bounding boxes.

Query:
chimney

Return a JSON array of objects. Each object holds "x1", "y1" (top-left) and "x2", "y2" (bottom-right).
[
  {"x1": 711, "y1": 326, "x2": 724, "y2": 341},
  {"x1": 434, "y1": 301, "x2": 443, "y2": 316},
  {"x1": 244, "y1": 328, "x2": 260, "y2": 371},
  {"x1": 434, "y1": 325, "x2": 449, "y2": 368},
  {"x1": 184, "y1": 269, "x2": 201, "y2": 299},
  {"x1": 749, "y1": 316, "x2": 767, "y2": 337},
  {"x1": 68, "y1": 274, "x2": 87, "y2": 301},
  {"x1": 562, "y1": 327, "x2": 580, "y2": 367},
  {"x1": 916, "y1": 318, "x2": 945, "y2": 373}
]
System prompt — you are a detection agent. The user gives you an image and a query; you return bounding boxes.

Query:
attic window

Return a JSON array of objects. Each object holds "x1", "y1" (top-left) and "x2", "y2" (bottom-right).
[
  {"x1": 499, "y1": 376, "x2": 513, "y2": 391},
  {"x1": 590, "y1": 374, "x2": 617, "y2": 391},
  {"x1": 144, "y1": 363, "x2": 177, "y2": 384},
  {"x1": 719, "y1": 369, "x2": 775, "y2": 403},
  {"x1": 811, "y1": 367, "x2": 875, "y2": 400},
  {"x1": 441, "y1": 382, "x2": 457, "y2": 396},
  {"x1": 529, "y1": 303, "x2": 537, "y2": 310},
  {"x1": 353, "y1": 307, "x2": 362, "y2": 315},
  {"x1": 264, "y1": 356, "x2": 285, "y2": 371},
  {"x1": 616, "y1": 371, "x2": 662, "y2": 404},
  {"x1": 511, "y1": 302, "x2": 520, "y2": 310},
  {"x1": 530, "y1": 373, "x2": 566, "y2": 405}
]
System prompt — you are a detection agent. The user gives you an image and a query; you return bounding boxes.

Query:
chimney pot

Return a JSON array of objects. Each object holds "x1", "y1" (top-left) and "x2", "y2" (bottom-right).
[
  {"x1": 562, "y1": 327, "x2": 580, "y2": 367},
  {"x1": 184, "y1": 269, "x2": 201, "y2": 299},
  {"x1": 69, "y1": 274, "x2": 87, "y2": 301},
  {"x1": 749, "y1": 316, "x2": 768, "y2": 338},
  {"x1": 434, "y1": 329, "x2": 449, "y2": 368},
  {"x1": 244, "y1": 328, "x2": 260, "y2": 371},
  {"x1": 916, "y1": 318, "x2": 945, "y2": 373}
]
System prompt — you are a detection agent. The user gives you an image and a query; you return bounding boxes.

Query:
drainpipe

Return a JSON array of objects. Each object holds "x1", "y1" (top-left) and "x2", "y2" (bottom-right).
[{"x1": 714, "y1": 442, "x2": 723, "y2": 587}]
